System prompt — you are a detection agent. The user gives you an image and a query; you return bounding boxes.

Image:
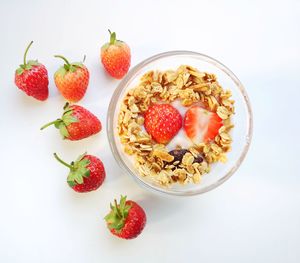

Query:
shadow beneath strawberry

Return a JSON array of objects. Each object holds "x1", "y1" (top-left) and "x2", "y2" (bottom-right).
[
  {"x1": 15, "y1": 85, "x2": 64, "y2": 108},
  {"x1": 135, "y1": 193, "x2": 189, "y2": 224},
  {"x1": 47, "y1": 86, "x2": 62, "y2": 99},
  {"x1": 15, "y1": 89, "x2": 44, "y2": 105},
  {"x1": 91, "y1": 56, "x2": 117, "y2": 86},
  {"x1": 136, "y1": 190, "x2": 217, "y2": 226}
]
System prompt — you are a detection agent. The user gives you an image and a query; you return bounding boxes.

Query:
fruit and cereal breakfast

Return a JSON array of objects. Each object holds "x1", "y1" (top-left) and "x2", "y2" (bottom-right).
[{"x1": 117, "y1": 65, "x2": 235, "y2": 186}]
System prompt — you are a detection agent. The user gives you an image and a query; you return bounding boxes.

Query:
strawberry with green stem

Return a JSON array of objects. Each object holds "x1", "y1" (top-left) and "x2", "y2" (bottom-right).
[
  {"x1": 15, "y1": 41, "x2": 49, "y2": 101},
  {"x1": 54, "y1": 55, "x2": 89, "y2": 102},
  {"x1": 40, "y1": 103, "x2": 101, "y2": 141},
  {"x1": 101, "y1": 30, "x2": 131, "y2": 79},
  {"x1": 105, "y1": 196, "x2": 146, "y2": 239},
  {"x1": 54, "y1": 152, "x2": 105, "y2": 193}
]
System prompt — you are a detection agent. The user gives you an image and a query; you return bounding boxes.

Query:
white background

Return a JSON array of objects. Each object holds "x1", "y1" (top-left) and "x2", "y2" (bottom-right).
[{"x1": 1, "y1": 0, "x2": 300, "y2": 262}]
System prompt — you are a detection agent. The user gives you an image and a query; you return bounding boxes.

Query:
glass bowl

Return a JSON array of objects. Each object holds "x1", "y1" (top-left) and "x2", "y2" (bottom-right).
[{"x1": 107, "y1": 51, "x2": 253, "y2": 196}]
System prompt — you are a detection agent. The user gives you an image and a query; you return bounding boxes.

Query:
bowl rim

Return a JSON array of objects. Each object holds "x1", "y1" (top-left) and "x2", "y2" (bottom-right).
[{"x1": 107, "y1": 50, "x2": 253, "y2": 196}]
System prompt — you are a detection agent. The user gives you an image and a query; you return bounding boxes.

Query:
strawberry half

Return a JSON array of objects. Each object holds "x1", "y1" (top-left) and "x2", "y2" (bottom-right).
[
  {"x1": 144, "y1": 104, "x2": 182, "y2": 144},
  {"x1": 184, "y1": 105, "x2": 223, "y2": 143}
]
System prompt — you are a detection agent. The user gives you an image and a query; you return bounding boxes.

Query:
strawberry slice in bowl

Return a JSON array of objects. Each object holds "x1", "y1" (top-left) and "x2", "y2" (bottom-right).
[
  {"x1": 144, "y1": 103, "x2": 182, "y2": 144},
  {"x1": 184, "y1": 105, "x2": 223, "y2": 143}
]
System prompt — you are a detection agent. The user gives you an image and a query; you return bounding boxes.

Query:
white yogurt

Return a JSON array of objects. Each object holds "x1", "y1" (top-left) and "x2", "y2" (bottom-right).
[{"x1": 166, "y1": 100, "x2": 193, "y2": 150}]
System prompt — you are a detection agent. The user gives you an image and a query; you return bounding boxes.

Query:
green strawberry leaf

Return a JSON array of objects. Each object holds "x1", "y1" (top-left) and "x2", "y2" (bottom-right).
[
  {"x1": 119, "y1": 195, "x2": 127, "y2": 217},
  {"x1": 70, "y1": 66, "x2": 76, "y2": 72},
  {"x1": 16, "y1": 68, "x2": 24, "y2": 75},
  {"x1": 67, "y1": 180, "x2": 76, "y2": 187},
  {"x1": 62, "y1": 106, "x2": 78, "y2": 126},
  {"x1": 55, "y1": 66, "x2": 67, "y2": 77},
  {"x1": 63, "y1": 115, "x2": 78, "y2": 126},
  {"x1": 27, "y1": 60, "x2": 39, "y2": 66},
  {"x1": 63, "y1": 109, "x2": 73, "y2": 117},
  {"x1": 75, "y1": 165, "x2": 90, "y2": 177},
  {"x1": 77, "y1": 159, "x2": 90, "y2": 169},
  {"x1": 105, "y1": 210, "x2": 123, "y2": 230},
  {"x1": 54, "y1": 120, "x2": 62, "y2": 129},
  {"x1": 108, "y1": 219, "x2": 125, "y2": 231},
  {"x1": 59, "y1": 124, "x2": 69, "y2": 138},
  {"x1": 54, "y1": 55, "x2": 85, "y2": 75},
  {"x1": 16, "y1": 57, "x2": 39, "y2": 75},
  {"x1": 64, "y1": 64, "x2": 69, "y2": 71},
  {"x1": 59, "y1": 62, "x2": 84, "y2": 75},
  {"x1": 71, "y1": 170, "x2": 84, "y2": 184},
  {"x1": 21, "y1": 60, "x2": 39, "y2": 71},
  {"x1": 72, "y1": 62, "x2": 84, "y2": 69},
  {"x1": 66, "y1": 154, "x2": 91, "y2": 187},
  {"x1": 104, "y1": 196, "x2": 132, "y2": 232}
]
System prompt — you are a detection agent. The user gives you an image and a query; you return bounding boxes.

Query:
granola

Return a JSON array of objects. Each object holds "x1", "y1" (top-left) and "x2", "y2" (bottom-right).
[{"x1": 117, "y1": 65, "x2": 234, "y2": 186}]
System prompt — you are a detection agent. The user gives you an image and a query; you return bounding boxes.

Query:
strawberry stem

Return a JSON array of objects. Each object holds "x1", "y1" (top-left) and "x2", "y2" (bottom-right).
[
  {"x1": 40, "y1": 119, "x2": 60, "y2": 130},
  {"x1": 63, "y1": 102, "x2": 70, "y2": 110},
  {"x1": 108, "y1": 29, "x2": 116, "y2": 45},
  {"x1": 54, "y1": 55, "x2": 71, "y2": 67},
  {"x1": 114, "y1": 199, "x2": 122, "y2": 218},
  {"x1": 53, "y1": 153, "x2": 74, "y2": 170},
  {"x1": 23, "y1": 41, "x2": 33, "y2": 66}
]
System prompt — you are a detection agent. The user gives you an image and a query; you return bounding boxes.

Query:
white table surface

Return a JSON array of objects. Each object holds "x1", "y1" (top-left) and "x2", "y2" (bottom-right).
[{"x1": 1, "y1": 0, "x2": 300, "y2": 262}]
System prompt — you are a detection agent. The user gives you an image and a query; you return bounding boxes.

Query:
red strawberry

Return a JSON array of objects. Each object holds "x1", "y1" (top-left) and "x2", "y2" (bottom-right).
[
  {"x1": 14, "y1": 41, "x2": 49, "y2": 101},
  {"x1": 144, "y1": 104, "x2": 182, "y2": 144},
  {"x1": 41, "y1": 103, "x2": 101, "y2": 141},
  {"x1": 104, "y1": 196, "x2": 146, "y2": 239},
  {"x1": 101, "y1": 30, "x2": 131, "y2": 79},
  {"x1": 184, "y1": 105, "x2": 223, "y2": 143},
  {"x1": 54, "y1": 153, "x2": 105, "y2": 193},
  {"x1": 54, "y1": 55, "x2": 89, "y2": 102}
]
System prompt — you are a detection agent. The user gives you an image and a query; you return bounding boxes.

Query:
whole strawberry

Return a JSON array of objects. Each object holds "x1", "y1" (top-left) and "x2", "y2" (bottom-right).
[
  {"x1": 101, "y1": 30, "x2": 131, "y2": 79},
  {"x1": 54, "y1": 55, "x2": 89, "y2": 102},
  {"x1": 54, "y1": 152, "x2": 105, "y2": 192},
  {"x1": 144, "y1": 104, "x2": 182, "y2": 144},
  {"x1": 105, "y1": 196, "x2": 146, "y2": 239},
  {"x1": 14, "y1": 41, "x2": 49, "y2": 101},
  {"x1": 41, "y1": 103, "x2": 101, "y2": 140}
]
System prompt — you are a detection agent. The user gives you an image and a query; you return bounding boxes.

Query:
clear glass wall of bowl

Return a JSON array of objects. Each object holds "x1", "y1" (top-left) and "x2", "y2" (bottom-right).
[{"x1": 107, "y1": 51, "x2": 253, "y2": 196}]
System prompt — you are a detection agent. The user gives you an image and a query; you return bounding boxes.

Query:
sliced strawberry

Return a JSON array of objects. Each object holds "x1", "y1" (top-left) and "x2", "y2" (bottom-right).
[
  {"x1": 144, "y1": 104, "x2": 182, "y2": 144},
  {"x1": 184, "y1": 105, "x2": 223, "y2": 143}
]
